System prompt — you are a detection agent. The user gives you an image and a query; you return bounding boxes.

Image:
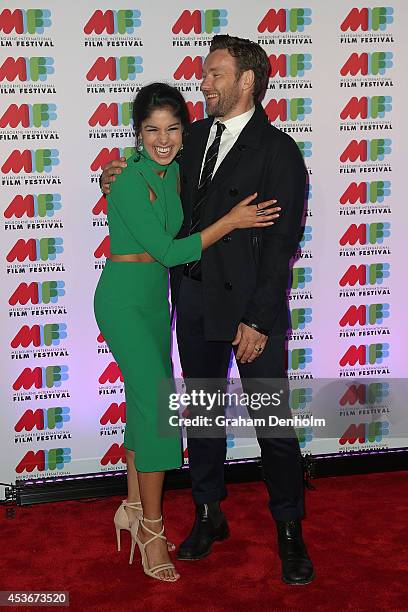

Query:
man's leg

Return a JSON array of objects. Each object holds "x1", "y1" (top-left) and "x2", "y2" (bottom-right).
[
  {"x1": 237, "y1": 334, "x2": 314, "y2": 584},
  {"x1": 175, "y1": 276, "x2": 231, "y2": 559}
]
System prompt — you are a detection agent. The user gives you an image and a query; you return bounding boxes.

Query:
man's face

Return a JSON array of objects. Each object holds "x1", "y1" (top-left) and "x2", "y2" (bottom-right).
[{"x1": 200, "y1": 49, "x2": 243, "y2": 118}]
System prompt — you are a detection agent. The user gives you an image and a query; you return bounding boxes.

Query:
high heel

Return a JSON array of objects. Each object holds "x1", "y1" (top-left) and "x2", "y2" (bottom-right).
[
  {"x1": 114, "y1": 500, "x2": 143, "y2": 554},
  {"x1": 130, "y1": 516, "x2": 179, "y2": 581}
]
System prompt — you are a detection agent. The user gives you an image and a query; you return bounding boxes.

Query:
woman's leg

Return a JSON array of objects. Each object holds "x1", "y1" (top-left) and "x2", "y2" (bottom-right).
[
  {"x1": 137, "y1": 470, "x2": 180, "y2": 581},
  {"x1": 124, "y1": 448, "x2": 141, "y2": 523}
]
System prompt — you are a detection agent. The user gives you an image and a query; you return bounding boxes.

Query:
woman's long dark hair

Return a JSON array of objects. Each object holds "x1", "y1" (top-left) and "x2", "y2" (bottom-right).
[{"x1": 132, "y1": 82, "x2": 190, "y2": 138}]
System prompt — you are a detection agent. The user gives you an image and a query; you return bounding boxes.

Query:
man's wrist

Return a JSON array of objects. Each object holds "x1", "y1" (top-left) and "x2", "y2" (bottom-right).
[{"x1": 241, "y1": 318, "x2": 269, "y2": 336}]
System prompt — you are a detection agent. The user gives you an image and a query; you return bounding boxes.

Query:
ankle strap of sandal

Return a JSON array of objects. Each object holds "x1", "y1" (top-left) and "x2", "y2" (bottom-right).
[
  {"x1": 143, "y1": 516, "x2": 162, "y2": 523},
  {"x1": 123, "y1": 500, "x2": 142, "y2": 508}
]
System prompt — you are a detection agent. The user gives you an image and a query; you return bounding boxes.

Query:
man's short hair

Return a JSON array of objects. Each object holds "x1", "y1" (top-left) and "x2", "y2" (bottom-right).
[{"x1": 210, "y1": 34, "x2": 270, "y2": 102}]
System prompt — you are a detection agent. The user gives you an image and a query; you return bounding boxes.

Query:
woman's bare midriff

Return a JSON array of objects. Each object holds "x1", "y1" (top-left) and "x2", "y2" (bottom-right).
[{"x1": 109, "y1": 253, "x2": 156, "y2": 263}]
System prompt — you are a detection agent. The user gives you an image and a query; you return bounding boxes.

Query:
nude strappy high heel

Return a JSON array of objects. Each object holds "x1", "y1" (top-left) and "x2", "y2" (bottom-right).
[
  {"x1": 114, "y1": 499, "x2": 143, "y2": 559},
  {"x1": 130, "y1": 516, "x2": 179, "y2": 582}
]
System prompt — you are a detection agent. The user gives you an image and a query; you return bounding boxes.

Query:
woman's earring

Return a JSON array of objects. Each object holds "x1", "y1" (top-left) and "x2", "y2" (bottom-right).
[{"x1": 136, "y1": 137, "x2": 144, "y2": 152}]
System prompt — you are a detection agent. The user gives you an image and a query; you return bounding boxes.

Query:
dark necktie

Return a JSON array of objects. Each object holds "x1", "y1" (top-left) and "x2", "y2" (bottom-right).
[{"x1": 186, "y1": 121, "x2": 226, "y2": 279}]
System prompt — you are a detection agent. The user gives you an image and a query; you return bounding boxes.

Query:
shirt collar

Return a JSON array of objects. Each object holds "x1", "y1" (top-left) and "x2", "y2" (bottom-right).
[{"x1": 213, "y1": 106, "x2": 255, "y2": 136}]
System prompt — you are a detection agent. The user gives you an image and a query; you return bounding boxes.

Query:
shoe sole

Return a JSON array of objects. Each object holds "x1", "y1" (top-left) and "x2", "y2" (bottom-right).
[
  {"x1": 176, "y1": 531, "x2": 230, "y2": 561},
  {"x1": 281, "y1": 571, "x2": 315, "y2": 585}
]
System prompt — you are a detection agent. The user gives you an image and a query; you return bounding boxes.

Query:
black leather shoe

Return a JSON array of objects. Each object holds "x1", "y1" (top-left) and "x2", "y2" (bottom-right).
[
  {"x1": 276, "y1": 520, "x2": 315, "y2": 585},
  {"x1": 177, "y1": 502, "x2": 230, "y2": 560}
]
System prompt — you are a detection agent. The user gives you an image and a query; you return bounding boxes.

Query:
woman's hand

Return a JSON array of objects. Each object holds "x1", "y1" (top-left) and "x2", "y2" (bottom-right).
[{"x1": 225, "y1": 193, "x2": 280, "y2": 230}]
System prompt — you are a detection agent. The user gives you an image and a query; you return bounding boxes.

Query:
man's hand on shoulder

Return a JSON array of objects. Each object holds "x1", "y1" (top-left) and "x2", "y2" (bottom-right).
[{"x1": 100, "y1": 157, "x2": 127, "y2": 195}]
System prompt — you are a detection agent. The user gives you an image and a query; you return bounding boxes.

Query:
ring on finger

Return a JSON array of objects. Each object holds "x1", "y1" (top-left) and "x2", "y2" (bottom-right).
[{"x1": 255, "y1": 346, "x2": 263, "y2": 352}]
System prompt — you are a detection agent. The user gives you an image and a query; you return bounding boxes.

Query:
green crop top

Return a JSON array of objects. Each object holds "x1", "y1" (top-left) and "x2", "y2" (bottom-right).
[{"x1": 107, "y1": 149, "x2": 202, "y2": 268}]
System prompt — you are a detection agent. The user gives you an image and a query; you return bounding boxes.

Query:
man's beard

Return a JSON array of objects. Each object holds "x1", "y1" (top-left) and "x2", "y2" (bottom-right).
[{"x1": 206, "y1": 88, "x2": 240, "y2": 118}]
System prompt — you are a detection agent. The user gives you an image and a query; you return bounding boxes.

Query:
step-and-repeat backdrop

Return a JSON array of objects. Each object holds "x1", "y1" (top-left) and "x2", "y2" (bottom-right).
[{"x1": 1, "y1": 1, "x2": 407, "y2": 492}]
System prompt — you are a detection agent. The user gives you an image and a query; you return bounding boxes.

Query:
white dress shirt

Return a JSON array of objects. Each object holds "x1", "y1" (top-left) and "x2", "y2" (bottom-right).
[{"x1": 199, "y1": 106, "x2": 255, "y2": 181}]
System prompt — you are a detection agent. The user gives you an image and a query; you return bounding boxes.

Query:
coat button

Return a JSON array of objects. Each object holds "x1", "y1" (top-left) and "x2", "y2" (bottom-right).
[
  {"x1": 229, "y1": 188, "x2": 239, "y2": 197},
  {"x1": 224, "y1": 281, "x2": 232, "y2": 291},
  {"x1": 222, "y1": 235, "x2": 231, "y2": 242}
]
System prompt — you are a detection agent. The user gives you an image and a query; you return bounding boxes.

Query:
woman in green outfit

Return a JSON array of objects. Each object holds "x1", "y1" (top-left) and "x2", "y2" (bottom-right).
[{"x1": 93, "y1": 83, "x2": 279, "y2": 582}]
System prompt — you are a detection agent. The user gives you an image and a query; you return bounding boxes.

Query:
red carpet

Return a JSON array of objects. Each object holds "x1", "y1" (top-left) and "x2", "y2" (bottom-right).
[{"x1": 1, "y1": 471, "x2": 407, "y2": 612}]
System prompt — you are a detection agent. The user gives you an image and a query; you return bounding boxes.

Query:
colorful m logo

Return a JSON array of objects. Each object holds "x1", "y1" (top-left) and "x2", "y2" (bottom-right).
[
  {"x1": 172, "y1": 9, "x2": 228, "y2": 34},
  {"x1": 91, "y1": 147, "x2": 133, "y2": 171},
  {"x1": 15, "y1": 407, "x2": 70, "y2": 432},
  {"x1": 88, "y1": 102, "x2": 133, "y2": 126},
  {"x1": 11, "y1": 323, "x2": 68, "y2": 348},
  {"x1": 340, "y1": 52, "x2": 393, "y2": 76},
  {"x1": 186, "y1": 101, "x2": 207, "y2": 122},
  {"x1": 339, "y1": 343, "x2": 389, "y2": 366},
  {"x1": 84, "y1": 9, "x2": 141, "y2": 34},
  {"x1": 340, "y1": 139, "x2": 391, "y2": 162},
  {"x1": 341, "y1": 7, "x2": 394, "y2": 32},
  {"x1": 86, "y1": 57, "x2": 143, "y2": 81},
  {"x1": 264, "y1": 98, "x2": 312, "y2": 122},
  {"x1": 1, "y1": 149, "x2": 59, "y2": 173},
  {"x1": 16, "y1": 448, "x2": 71, "y2": 473},
  {"x1": 99, "y1": 362, "x2": 123, "y2": 384},
  {"x1": 339, "y1": 382, "x2": 389, "y2": 406},
  {"x1": 269, "y1": 54, "x2": 312, "y2": 77},
  {"x1": 258, "y1": 8, "x2": 312, "y2": 33},
  {"x1": 0, "y1": 103, "x2": 57, "y2": 128},
  {"x1": 339, "y1": 263, "x2": 390, "y2": 286},
  {"x1": 7, "y1": 237, "x2": 64, "y2": 262},
  {"x1": 340, "y1": 181, "x2": 391, "y2": 204},
  {"x1": 9, "y1": 280, "x2": 65, "y2": 305},
  {"x1": 94, "y1": 236, "x2": 110, "y2": 259},
  {"x1": 0, "y1": 57, "x2": 54, "y2": 81},
  {"x1": 100, "y1": 402, "x2": 126, "y2": 425},
  {"x1": 340, "y1": 96, "x2": 392, "y2": 120},
  {"x1": 0, "y1": 9, "x2": 52, "y2": 34},
  {"x1": 173, "y1": 56, "x2": 203, "y2": 80},
  {"x1": 13, "y1": 365, "x2": 69, "y2": 390},
  {"x1": 339, "y1": 303, "x2": 390, "y2": 327},
  {"x1": 100, "y1": 443, "x2": 126, "y2": 465},
  {"x1": 339, "y1": 421, "x2": 389, "y2": 445},
  {"x1": 339, "y1": 222, "x2": 391, "y2": 245}
]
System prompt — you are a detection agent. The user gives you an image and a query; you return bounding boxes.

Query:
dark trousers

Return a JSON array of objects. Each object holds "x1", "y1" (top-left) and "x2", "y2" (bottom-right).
[{"x1": 176, "y1": 276, "x2": 305, "y2": 522}]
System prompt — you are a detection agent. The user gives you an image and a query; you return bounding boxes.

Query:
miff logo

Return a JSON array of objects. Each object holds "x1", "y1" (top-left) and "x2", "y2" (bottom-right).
[
  {"x1": 340, "y1": 181, "x2": 391, "y2": 204},
  {"x1": 291, "y1": 308, "x2": 312, "y2": 330},
  {"x1": 295, "y1": 426, "x2": 313, "y2": 448},
  {"x1": 339, "y1": 222, "x2": 391, "y2": 246},
  {"x1": 288, "y1": 348, "x2": 313, "y2": 370},
  {"x1": 101, "y1": 443, "x2": 126, "y2": 466},
  {"x1": 339, "y1": 382, "x2": 389, "y2": 406},
  {"x1": 173, "y1": 56, "x2": 203, "y2": 80},
  {"x1": 0, "y1": 103, "x2": 57, "y2": 128},
  {"x1": 264, "y1": 98, "x2": 312, "y2": 122},
  {"x1": 94, "y1": 236, "x2": 110, "y2": 258},
  {"x1": 258, "y1": 8, "x2": 312, "y2": 33},
  {"x1": 340, "y1": 52, "x2": 393, "y2": 76},
  {"x1": 13, "y1": 365, "x2": 69, "y2": 390},
  {"x1": 92, "y1": 195, "x2": 107, "y2": 216},
  {"x1": 91, "y1": 147, "x2": 133, "y2": 171},
  {"x1": 0, "y1": 8, "x2": 52, "y2": 34},
  {"x1": 339, "y1": 421, "x2": 389, "y2": 445},
  {"x1": 340, "y1": 139, "x2": 391, "y2": 162},
  {"x1": 15, "y1": 407, "x2": 70, "y2": 432},
  {"x1": 86, "y1": 57, "x2": 143, "y2": 81},
  {"x1": 100, "y1": 402, "x2": 126, "y2": 425},
  {"x1": 7, "y1": 237, "x2": 64, "y2": 262},
  {"x1": 341, "y1": 7, "x2": 393, "y2": 32},
  {"x1": 339, "y1": 263, "x2": 390, "y2": 286},
  {"x1": 9, "y1": 280, "x2": 65, "y2": 305},
  {"x1": 339, "y1": 303, "x2": 390, "y2": 327},
  {"x1": 88, "y1": 102, "x2": 133, "y2": 127},
  {"x1": 187, "y1": 101, "x2": 206, "y2": 122},
  {"x1": 289, "y1": 387, "x2": 312, "y2": 410},
  {"x1": 172, "y1": 9, "x2": 228, "y2": 34},
  {"x1": 296, "y1": 141, "x2": 312, "y2": 158},
  {"x1": 4, "y1": 194, "x2": 61, "y2": 218},
  {"x1": 16, "y1": 448, "x2": 71, "y2": 473},
  {"x1": 99, "y1": 362, "x2": 123, "y2": 384},
  {"x1": 299, "y1": 225, "x2": 312, "y2": 248},
  {"x1": 269, "y1": 54, "x2": 312, "y2": 77},
  {"x1": 0, "y1": 57, "x2": 54, "y2": 81},
  {"x1": 339, "y1": 343, "x2": 389, "y2": 366},
  {"x1": 292, "y1": 267, "x2": 312, "y2": 289},
  {"x1": 1, "y1": 149, "x2": 59, "y2": 173},
  {"x1": 340, "y1": 96, "x2": 392, "y2": 120},
  {"x1": 11, "y1": 323, "x2": 67, "y2": 348},
  {"x1": 84, "y1": 9, "x2": 141, "y2": 34}
]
